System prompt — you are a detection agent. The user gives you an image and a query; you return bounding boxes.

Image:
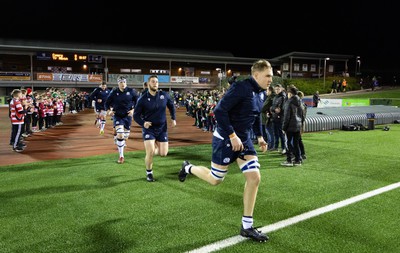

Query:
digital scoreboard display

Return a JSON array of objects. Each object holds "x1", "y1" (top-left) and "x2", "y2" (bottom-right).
[
  {"x1": 51, "y1": 53, "x2": 87, "y2": 61},
  {"x1": 37, "y1": 52, "x2": 101, "y2": 62}
]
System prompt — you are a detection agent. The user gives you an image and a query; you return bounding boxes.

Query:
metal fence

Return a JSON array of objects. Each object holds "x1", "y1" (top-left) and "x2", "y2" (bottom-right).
[{"x1": 304, "y1": 106, "x2": 400, "y2": 132}]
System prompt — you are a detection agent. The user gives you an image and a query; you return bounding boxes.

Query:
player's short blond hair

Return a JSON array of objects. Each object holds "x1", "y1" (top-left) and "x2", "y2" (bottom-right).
[{"x1": 251, "y1": 59, "x2": 272, "y2": 75}]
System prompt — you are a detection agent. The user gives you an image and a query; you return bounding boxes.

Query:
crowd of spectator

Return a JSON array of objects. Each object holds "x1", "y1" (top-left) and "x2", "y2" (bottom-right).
[
  {"x1": 8, "y1": 86, "x2": 92, "y2": 152},
  {"x1": 9, "y1": 83, "x2": 309, "y2": 167}
]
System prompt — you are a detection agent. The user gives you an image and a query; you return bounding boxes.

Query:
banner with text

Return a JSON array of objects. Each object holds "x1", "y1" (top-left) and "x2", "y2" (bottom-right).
[
  {"x1": 318, "y1": 99, "x2": 343, "y2": 108},
  {"x1": 0, "y1": 72, "x2": 31, "y2": 81},
  {"x1": 37, "y1": 73, "x2": 102, "y2": 82},
  {"x1": 170, "y1": 76, "x2": 199, "y2": 83}
]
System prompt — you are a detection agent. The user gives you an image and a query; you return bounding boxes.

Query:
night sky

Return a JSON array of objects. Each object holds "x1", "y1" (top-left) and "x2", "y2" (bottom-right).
[{"x1": 2, "y1": 2, "x2": 398, "y2": 74}]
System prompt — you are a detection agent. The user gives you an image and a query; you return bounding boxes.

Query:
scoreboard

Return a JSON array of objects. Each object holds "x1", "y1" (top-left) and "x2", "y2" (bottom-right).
[{"x1": 37, "y1": 52, "x2": 102, "y2": 63}]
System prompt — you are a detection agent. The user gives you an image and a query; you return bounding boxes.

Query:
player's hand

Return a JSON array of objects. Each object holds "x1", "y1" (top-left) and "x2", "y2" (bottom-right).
[
  {"x1": 257, "y1": 136, "x2": 267, "y2": 153},
  {"x1": 144, "y1": 121, "x2": 152, "y2": 129},
  {"x1": 128, "y1": 110, "x2": 134, "y2": 117},
  {"x1": 230, "y1": 135, "x2": 243, "y2": 152},
  {"x1": 171, "y1": 120, "x2": 176, "y2": 127}
]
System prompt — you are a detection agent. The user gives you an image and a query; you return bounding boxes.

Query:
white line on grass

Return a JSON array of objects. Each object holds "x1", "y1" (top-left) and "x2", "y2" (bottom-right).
[{"x1": 186, "y1": 182, "x2": 400, "y2": 253}]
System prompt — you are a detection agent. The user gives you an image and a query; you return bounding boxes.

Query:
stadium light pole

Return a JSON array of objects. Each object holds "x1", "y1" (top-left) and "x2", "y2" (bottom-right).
[
  {"x1": 216, "y1": 68, "x2": 222, "y2": 90},
  {"x1": 323, "y1": 57, "x2": 330, "y2": 91},
  {"x1": 355, "y1": 56, "x2": 360, "y2": 77}
]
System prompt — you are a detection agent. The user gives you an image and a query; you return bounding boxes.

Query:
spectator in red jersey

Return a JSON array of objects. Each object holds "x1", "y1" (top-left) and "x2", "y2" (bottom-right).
[
  {"x1": 37, "y1": 95, "x2": 47, "y2": 131},
  {"x1": 24, "y1": 88, "x2": 35, "y2": 136},
  {"x1": 55, "y1": 96, "x2": 64, "y2": 125},
  {"x1": 9, "y1": 89, "x2": 26, "y2": 152},
  {"x1": 31, "y1": 91, "x2": 40, "y2": 133}
]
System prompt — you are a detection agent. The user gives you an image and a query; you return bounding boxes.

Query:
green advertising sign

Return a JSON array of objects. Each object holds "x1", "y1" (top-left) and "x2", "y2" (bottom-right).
[
  {"x1": 342, "y1": 99, "x2": 370, "y2": 107},
  {"x1": 370, "y1": 98, "x2": 393, "y2": 105}
]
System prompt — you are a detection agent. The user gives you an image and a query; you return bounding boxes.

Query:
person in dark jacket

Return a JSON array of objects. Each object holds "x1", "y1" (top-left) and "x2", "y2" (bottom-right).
[
  {"x1": 313, "y1": 91, "x2": 320, "y2": 107},
  {"x1": 297, "y1": 90, "x2": 307, "y2": 160},
  {"x1": 105, "y1": 76, "x2": 139, "y2": 164},
  {"x1": 178, "y1": 59, "x2": 272, "y2": 243},
  {"x1": 89, "y1": 82, "x2": 111, "y2": 135},
  {"x1": 133, "y1": 75, "x2": 176, "y2": 182},
  {"x1": 281, "y1": 86, "x2": 303, "y2": 166},
  {"x1": 271, "y1": 84, "x2": 288, "y2": 154},
  {"x1": 253, "y1": 89, "x2": 267, "y2": 143},
  {"x1": 261, "y1": 86, "x2": 276, "y2": 150}
]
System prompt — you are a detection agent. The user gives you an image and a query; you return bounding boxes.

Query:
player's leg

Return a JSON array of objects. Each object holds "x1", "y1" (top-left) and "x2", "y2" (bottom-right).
[
  {"x1": 237, "y1": 154, "x2": 268, "y2": 242},
  {"x1": 143, "y1": 139, "x2": 156, "y2": 182},
  {"x1": 156, "y1": 131, "x2": 169, "y2": 157},
  {"x1": 179, "y1": 135, "x2": 229, "y2": 185},
  {"x1": 115, "y1": 124, "x2": 126, "y2": 163},
  {"x1": 99, "y1": 110, "x2": 107, "y2": 134}
]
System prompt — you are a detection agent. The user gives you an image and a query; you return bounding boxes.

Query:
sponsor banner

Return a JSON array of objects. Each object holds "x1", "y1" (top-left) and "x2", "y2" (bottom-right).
[
  {"x1": 36, "y1": 52, "x2": 52, "y2": 60},
  {"x1": 0, "y1": 72, "x2": 31, "y2": 80},
  {"x1": 89, "y1": 74, "x2": 103, "y2": 82},
  {"x1": 0, "y1": 76, "x2": 31, "y2": 80},
  {"x1": 88, "y1": 54, "x2": 102, "y2": 63},
  {"x1": 342, "y1": 99, "x2": 370, "y2": 107},
  {"x1": 37, "y1": 73, "x2": 102, "y2": 82},
  {"x1": 319, "y1": 99, "x2": 343, "y2": 108},
  {"x1": 53, "y1": 73, "x2": 89, "y2": 82},
  {"x1": 170, "y1": 76, "x2": 199, "y2": 83},
  {"x1": 0, "y1": 72, "x2": 30, "y2": 76},
  {"x1": 150, "y1": 69, "x2": 169, "y2": 74},
  {"x1": 37, "y1": 73, "x2": 53, "y2": 81},
  {"x1": 108, "y1": 74, "x2": 144, "y2": 83},
  {"x1": 199, "y1": 77, "x2": 211, "y2": 83},
  {"x1": 370, "y1": 98, "x2": 393, "y2": 105},
  {"x1": 143, "y1": 75, "x2": 170, "y2": 83}
]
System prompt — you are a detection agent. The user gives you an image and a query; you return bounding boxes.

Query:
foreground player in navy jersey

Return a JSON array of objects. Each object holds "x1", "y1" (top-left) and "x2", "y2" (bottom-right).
[
  {"x1": 133, "y1": 75, "x2": 176, "y2": 182},
  {"x1": 89, "y1": 81, "x2": 110, "y2": 135},
  {"x1": 105, "y1": 76, "x2": 139, "y2": 164},
  {"x1": 178, "y1": 59, "x2": 273, "y2": 242}
]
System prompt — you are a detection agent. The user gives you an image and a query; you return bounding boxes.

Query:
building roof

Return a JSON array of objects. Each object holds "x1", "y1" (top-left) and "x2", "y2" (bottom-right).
[
  {"x1": 0, "y1": 38, "x2": 265, "y2": 65},
  {"x1": 270, "y1": 51, "x2": 354, "y2": 62}
]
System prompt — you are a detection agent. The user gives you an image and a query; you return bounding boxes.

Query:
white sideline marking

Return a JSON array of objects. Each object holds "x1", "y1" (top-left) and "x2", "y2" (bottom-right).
[{"x1": 186, "y1": 182, "x2": 400, "y2": 253}]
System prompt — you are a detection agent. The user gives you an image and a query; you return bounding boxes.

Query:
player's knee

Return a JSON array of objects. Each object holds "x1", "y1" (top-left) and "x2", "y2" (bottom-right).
[
  {"x1": 240, "y1": 159, "x2": 261, "y2": 182},
  {"x1": 158, "y1": 150, "x2": 167, "y2": 157},
  {"x1": 116, "y1": 126, "x2": 124, "y2": 138},
  {"x1": 246, "y1": 172, "x2": 261, "y2": 186},
  {"x1": 240, "y1": 159, "x2": 260, "y2": 173},
  {"x1": 209, "y1": 166, "x2": 227, "y2": 184},
  {"x1": 209, "y1": 178, "x2": 223, "y2": 186},
  {"x1": 124, "y1": 130, "x2": 130, "y2": 139},
  {"x1": 116, "y1": 138, "x2": 125, "y2": 148}
]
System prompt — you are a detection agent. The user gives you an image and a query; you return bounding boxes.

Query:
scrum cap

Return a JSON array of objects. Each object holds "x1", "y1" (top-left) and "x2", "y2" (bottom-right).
[{"x1": 117, "y1": 76, "x2": 127, "y2": 84}]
